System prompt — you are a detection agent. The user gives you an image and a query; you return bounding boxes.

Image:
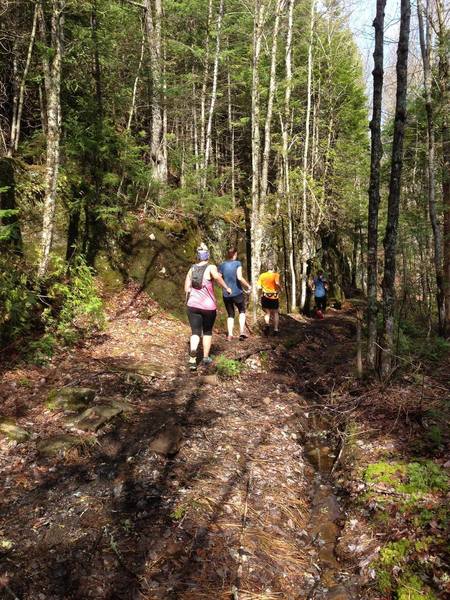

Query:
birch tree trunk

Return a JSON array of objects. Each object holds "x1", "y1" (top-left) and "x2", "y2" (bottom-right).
[
  {"x1": 127, "y1": 22, "x2": 146, "y2": 130},
  {"x1": 367, "y1": 0, "x2": 386, "y2": 369},
  {"x1": 282, "y1": 0, "x2": 296, "y2": 312},
  {"x1": 417, "y1": 0, "x2": 445, "y2": 335},
  {"x1": 37, "y1": 0, "x2": 64, "y2": 279},
  {"x1": 144, "y1": 0, "x2": 167, "y2": 183},
  {"x1": 250, "y1": 0, "x2": 265, "y2": 322},
  {"x1": 300, "y1": 0, "x2": 315, "y2": 310},
  {"x1": 202, "y1": 0, "x2": 224, "y2": 191},
  {"x1": 380, "y1": 0, "x2": 411, "y2": 378},
  {"x1": 260, "y1": 0, "x2": 283, "y2": 200},
  {"x1": 9, "y1": 2, "x2": 38, "y2": 155},
  {"x1": 200, "y1": 0, "x2": 214, "y2": 166}
]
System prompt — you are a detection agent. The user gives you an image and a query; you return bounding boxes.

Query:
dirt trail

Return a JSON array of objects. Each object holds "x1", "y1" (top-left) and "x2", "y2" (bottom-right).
[{"x1": 1, "y1": 285, "x2": 366, "y2": 600}]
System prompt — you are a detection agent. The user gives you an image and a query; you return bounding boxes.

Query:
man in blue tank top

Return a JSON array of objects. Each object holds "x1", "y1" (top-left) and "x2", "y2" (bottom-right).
[{"x1": 219, "y1": 248, "x2": 251, "y2": 340}]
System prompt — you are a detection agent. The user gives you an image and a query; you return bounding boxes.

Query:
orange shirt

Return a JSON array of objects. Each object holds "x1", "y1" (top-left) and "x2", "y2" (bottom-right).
[{"x1": 257, "y1": 271, "x2": 280, "y2": 297}]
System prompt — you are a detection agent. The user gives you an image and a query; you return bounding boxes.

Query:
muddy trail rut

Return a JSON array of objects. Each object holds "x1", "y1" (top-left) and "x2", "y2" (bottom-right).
[{"x1": 1, "y1": 285, "x2": 368, "y2": 600}]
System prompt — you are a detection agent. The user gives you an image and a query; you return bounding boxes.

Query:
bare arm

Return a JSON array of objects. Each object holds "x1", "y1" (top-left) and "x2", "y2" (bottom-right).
[
  {"x1": 237, "y1": 266, "x2": 251, "y2": 291},
  {"x1": 184, "y1": 269, "x2": 192, "y2": 295},
  {"x1": 210, "y1": 264, "x2": 232, "y2": 294}
]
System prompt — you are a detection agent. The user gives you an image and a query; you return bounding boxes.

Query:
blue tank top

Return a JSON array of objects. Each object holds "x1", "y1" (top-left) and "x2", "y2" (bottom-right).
[{"x1": 219, "y1": 260, "x2": 243, "y2": 297}]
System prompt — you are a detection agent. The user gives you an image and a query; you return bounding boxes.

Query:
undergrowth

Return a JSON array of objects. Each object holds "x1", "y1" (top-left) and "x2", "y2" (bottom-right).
[
  {"x1": 215, "y1": 355, "x2": 243, "y2": 378},
  {"x1": 364, "y1": 460, "x2": 449, "y2": 598},
  {"x1": 0, "y1": 252, "x2": 104, "y2": 363}
]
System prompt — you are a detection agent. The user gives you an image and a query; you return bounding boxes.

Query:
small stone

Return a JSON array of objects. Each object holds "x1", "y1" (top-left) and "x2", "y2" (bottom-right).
[
  {"x1": 149, "y1": 425, "x2": 183, "y2": 456},
  {"x1": 263, "y1": 397, "x2": 271, "y2": 405},
  {"x1": 202, "y1": 375, "x2": 219, "y2": 385}
]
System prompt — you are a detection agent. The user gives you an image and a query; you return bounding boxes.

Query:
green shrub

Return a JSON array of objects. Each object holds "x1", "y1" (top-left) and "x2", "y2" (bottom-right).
[
  {"x1": 0, "y1": 254, "x2": 37, "y2": 343},
  {"x1": 28, "y1": 334, "x2": 57, "y2": 366},
  {"x1": 43, "y1": 256, "x2": 105, "y2": 343},
  {"x1": 215, "y1": 355, "x2": 243, "y2": 378}
]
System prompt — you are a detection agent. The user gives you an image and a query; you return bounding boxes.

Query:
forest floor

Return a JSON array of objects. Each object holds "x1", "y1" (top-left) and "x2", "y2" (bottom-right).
[{"x1": 0, "y1": 282, "x2": 448, "y2": 600}]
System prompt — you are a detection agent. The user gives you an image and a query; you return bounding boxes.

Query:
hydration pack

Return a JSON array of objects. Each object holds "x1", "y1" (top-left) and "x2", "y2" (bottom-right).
[{"x1": 191, "y1": 264, "x2": 208, "y2": 289}]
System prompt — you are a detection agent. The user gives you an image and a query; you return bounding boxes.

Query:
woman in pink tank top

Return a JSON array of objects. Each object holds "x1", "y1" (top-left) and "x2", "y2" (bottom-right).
[{"x1": 185, "y1": 244, "x2": 231, "y2": 371}]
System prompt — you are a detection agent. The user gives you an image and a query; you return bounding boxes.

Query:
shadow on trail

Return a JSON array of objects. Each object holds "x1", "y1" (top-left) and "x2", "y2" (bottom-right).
[{"x1": 1, "y1": 307, "x2": 387, "y2": 600}]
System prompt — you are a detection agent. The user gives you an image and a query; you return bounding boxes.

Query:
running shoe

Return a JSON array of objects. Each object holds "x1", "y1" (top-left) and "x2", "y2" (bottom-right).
[
  {"x1": 188, "y1": 357, "x2": 197, "y2": 371},
  {"x1": 226, "y1": 335, "x2": 234, "y2": 341},
  {"x1": 239, "y1": 334, "x2": 248, "y2": 341},
  {"x1": 202, "y1": 357, "x2": 213, "y2": 366}
]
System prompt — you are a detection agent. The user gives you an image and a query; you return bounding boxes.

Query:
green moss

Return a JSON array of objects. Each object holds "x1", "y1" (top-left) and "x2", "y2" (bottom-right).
[
  {"x1": 379, "y1": 539, "x2": 412, "y2": 567},
  {"x1": 364, "y1": 460, "x2": 448, "y2": 495},
  {"x1": 364, "y1": 461, "x2": 407, "y2": 486},
  {"x1": 397, "y1": 573, "x2": 437, "y2": 600}
]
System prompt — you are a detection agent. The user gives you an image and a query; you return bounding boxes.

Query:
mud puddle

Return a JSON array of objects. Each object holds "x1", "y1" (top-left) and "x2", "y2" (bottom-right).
[{"x1": 301, "y1": 413, "x2": 357, "y2": 600}]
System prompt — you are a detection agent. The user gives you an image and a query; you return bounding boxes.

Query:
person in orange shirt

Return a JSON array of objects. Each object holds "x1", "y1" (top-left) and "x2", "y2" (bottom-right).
[{"x1": 257, "y1": 262, "x2": 281, "y2": 335}]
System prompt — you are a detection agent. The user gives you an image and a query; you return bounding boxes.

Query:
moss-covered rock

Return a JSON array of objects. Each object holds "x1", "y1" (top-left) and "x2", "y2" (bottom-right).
[
  {"x1": 37, "y1": 434, "x2": 81, "y2": 456},
  {"x1": 73, "y1": 404, "x2": 124, "y2": 432},
  {"x1": 0, "y1": 418, "x2": 30, "y2": 442},
  {"x1": 46, "y1": 387, "x2": 96, "y2": 412}
]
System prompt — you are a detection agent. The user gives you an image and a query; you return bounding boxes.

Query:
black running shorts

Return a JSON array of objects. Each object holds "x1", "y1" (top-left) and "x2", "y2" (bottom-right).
[
  {"x1": 187, "y1": 306, "x2": 217, "y2": 336},
  {"x1": 261, "y1": 296, "x2": 279, "y2": 310},
  {"x1": 223, "y1": 293, "x2": 245, "y2": 318}
]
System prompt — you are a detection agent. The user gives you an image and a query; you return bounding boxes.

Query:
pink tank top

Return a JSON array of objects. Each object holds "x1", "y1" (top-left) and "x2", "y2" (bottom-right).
[{"x1": 187, "y1": 265, "x2": 217, "y2": 311}]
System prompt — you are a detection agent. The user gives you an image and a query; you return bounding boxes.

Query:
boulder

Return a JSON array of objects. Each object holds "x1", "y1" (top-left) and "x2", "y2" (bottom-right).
[
  {"x1": 0, "y1": 418, "x2": 30, "y2": 442},
  {"x1": 37, "y1": 434, "x2": 80, "y2": 456},
  {"x1": 47, "y1": 387, "x2": 96, "y2": 412},
  {"x1": 74, "y1": 404, "x2": 124, "y2": 432}
]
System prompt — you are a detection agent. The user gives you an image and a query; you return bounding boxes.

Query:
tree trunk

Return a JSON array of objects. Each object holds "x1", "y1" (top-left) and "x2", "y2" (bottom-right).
[
  {"x1": 380, "y1": 0, "x2": 411, "y2": 378},
  {"x1": 260, "y1": 0, "x2": 283, "y2": 200},
  {"x1": 300, "y1": 0, "x2": 315, "y2": 310},
  {"x1": 250, "y1": 0, "x2": 265, "y2": 322},
  {"x1": 9, "y1": 2, "x2": 38, "y2": 155},
  {"x1": 144, "y1": 0, "x2": 167, "y2": 183},
  {"x1": 417, "y1": 0, "x2": 445, "y2": 335},
  {"x1": 127, "y1": 21, "x2": 146, "y2": 130},
  {"x1": 436, "y1": 0, "x2": 450, "y2": 334},
  {"x1": 37, "y1": 0, "x2": 64, "y2": 279},
  {"x1": 367, "y1": 0, "x2": 386, "y2": 369},
  {"x1": 282, "y1": 0, "x2": 296, "y2": 312},
  {"x1": 202, "y1": 0, "x2": 224, "y2": 191},
  {"x1": 227, "y1": 66, "x2": 236, "y2": 205}
]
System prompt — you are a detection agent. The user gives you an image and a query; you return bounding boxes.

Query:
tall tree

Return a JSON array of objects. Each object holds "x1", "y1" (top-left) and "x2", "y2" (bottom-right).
[
  {"x1": 37, "y1": 0, "x2": 64, "y2": 278},
  {"x1": 417, "y1": 0, "x2": 445, "y2": 335},
  {"x1": 380, "y1": 0, "x2": 411, "y2": 378},
  {"x1": 250, "y1": 0, "x2": 265, "y2": 320},
  {"x1": 299, "y1": 0, "x2": 315, "y2": 310},
  {"x1": 367, "y1": 0, "x2": 386, "y2": 369},
  {"x1": 144, "y1": 0, "x2": 167, "y2": 183},
  {"x1": 435, "y1": 0, "x2": 450, "y2": 334}
]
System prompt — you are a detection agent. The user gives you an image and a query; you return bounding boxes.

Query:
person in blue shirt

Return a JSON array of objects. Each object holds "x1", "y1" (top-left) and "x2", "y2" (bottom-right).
[
  {"x1": 313, "y1": 270, "x2": 328, "y2": 313},
  {"x1": 219, "y1": 248, "x2": 251, "y2": 340}
]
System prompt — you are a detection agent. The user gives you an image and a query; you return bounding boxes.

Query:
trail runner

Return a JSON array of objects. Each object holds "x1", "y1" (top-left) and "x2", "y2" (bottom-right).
[
  {"x1": 219, "y1": 247, "x2": 251, "y2": 341},
  {"x1": 184, "y1": 244, "x2": 231, "y2": 371},
  {"x1": 257, "y1": 262, "x2": 281, "y2": 336}
]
